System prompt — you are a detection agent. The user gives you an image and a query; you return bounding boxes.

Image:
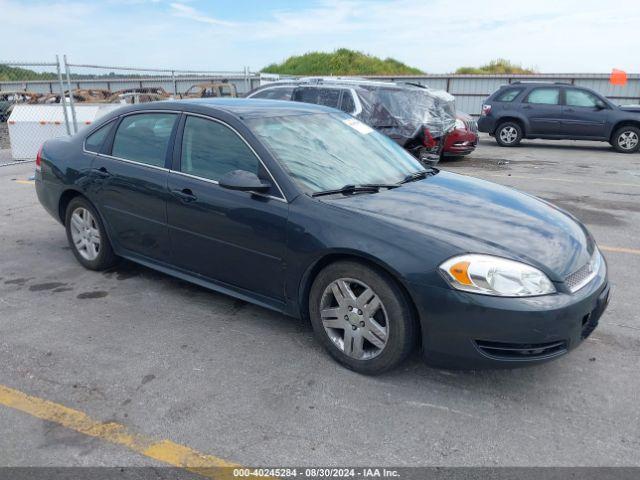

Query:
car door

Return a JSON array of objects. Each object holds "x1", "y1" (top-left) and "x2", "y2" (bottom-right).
[
  {"x1": 91, "y1": 111, "x2": 178, "y2": 262},
  {"x1": 562, "y1": 88, "x2": 609, "y2": 138},
  {"x1": 521, "y1": 87, "x2": 563, "y2": 135},
  {"x1": 166, "y1": 113, "x2": 289, "y2": 302}
]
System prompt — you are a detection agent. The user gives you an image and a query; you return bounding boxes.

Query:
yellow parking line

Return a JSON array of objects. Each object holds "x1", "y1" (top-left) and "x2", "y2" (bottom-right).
[
  {"x1": 485, "y1": 174, "x2": 640, "y2": 189},
  {"x1": 14, "y1": 180, "x2": 35, "y2": 185},
  {"x1": 0, "y1": 384, "x2": 239, "y2": 479},
  {"x1": 600, "y1": 245, "x2": 640, "y2": 255}
]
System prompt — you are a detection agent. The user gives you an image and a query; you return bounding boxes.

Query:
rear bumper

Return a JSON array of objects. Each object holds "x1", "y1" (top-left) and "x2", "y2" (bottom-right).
[
  {"x1": 408, "y1": 261, "x2": 609, "y2": 369},
  {"x1": 477, "y1": 116, "x2": 495, "y2": 134}
]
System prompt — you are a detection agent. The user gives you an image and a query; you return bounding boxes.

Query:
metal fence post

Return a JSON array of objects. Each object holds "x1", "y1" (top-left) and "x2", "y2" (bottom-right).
[
  {"x1": 244, "y1": 66, "x2": 250, "y2": 93},
  {"x1": 171, "y1": 70, "x2": 177, "y2": 96},
  {"x1": 63, "y1": 55, "x2": 78, "y2": 134},
  {"x1": 55, "y1": 55, "x2": 72, "y2": 136}
]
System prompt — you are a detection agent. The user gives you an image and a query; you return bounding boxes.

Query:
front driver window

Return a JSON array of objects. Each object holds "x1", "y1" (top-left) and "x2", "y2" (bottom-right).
[
  {"x1": 525, "y1": 88, "x2": 560, "y2": 105},
  {"x1": 180, "y1": 116, "x2": 260, "y2": 182},
  {"x1": 566, "y1": 89, "x2": 600, "y2": 108}
]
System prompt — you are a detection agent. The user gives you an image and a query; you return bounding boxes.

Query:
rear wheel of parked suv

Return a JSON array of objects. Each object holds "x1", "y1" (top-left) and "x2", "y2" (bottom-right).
[
  {"x1": 309, "y1": 260, "x2": 416, "y2": 375},
  {"x1": 65, "y1": 197, "x2": 118, "y2": 271},
  {"x1": 611, "y1": 126, "x2": 640, "y2": 153},
  {"x1": 495, "y1": 121, "x2": 523, "y2": 147}
]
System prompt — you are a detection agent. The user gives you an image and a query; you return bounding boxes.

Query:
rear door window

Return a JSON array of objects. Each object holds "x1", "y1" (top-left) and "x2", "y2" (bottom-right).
[
  {"x1": 251, "y1": 87, "x2": 294, "y2": 100},
  {"x1": 525, "y1": 88, "x2": 560, "y2": 105},
  {"x1": 293, "y1": 87, "x2": 340, "y2": 108},
  {"x1": 111, "y1": 113, "x2": 177, "y2": 167}
]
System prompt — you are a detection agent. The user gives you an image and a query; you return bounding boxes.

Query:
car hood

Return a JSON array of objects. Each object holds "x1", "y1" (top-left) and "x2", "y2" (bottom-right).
[
  {"x1": 323, "y1": 171, "x2": 593, "y2": 280},
  {"x1": 618, "y1": 105, "x2": 640, "y2": 113}
]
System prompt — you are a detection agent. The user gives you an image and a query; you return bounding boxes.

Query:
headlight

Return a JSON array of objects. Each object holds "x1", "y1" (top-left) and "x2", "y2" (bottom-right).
[
  {"x1": 454, "y1": 118, "x2": 465, "y2": 130},
  {"x1": 439, "y1": 254, "x2": 556, "y2": 297}
]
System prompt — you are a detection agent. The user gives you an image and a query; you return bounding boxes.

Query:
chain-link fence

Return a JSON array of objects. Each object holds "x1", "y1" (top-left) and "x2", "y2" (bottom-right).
[
  {"x1": 0, "y1": 58, "x2": 73, "y2": 164},
  {"x1": 0, "y1": 56, "x2": 252, "y2": 164}
]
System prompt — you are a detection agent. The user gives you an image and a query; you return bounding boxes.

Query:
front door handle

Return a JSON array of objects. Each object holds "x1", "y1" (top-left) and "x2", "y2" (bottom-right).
[
  {"x1": 522, "y1": 105, "x2": 532, "y2": 109},
  {"x1": 565, "y1": 108, "x2": 575, "y2": 112},
  {"x1": 171, "y1": 188, "x2": 197, "y2": 203}
]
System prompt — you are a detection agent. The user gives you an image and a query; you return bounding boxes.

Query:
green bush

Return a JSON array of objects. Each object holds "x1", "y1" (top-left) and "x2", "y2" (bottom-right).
[
  {"x1": 455, "y1": 59, "x2": 536, "y2": 75},
  {"x1": 262, "y1": 49, "x2": 424, "y2": 76}
]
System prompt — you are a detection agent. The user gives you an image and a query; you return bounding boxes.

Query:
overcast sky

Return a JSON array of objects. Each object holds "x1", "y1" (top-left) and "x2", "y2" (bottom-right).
[{"x1": 1, "y1": 0, "x2": 639, "y2": 73}]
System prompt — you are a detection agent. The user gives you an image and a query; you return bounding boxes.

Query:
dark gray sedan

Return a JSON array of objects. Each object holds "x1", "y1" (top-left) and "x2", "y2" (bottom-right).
[{"x1": 35, "y1": 99, "x2": 610, "y2": 373}]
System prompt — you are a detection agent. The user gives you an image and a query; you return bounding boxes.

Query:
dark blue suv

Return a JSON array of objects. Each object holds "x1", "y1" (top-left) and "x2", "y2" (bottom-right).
[{"x1": 478, "y1": 82, "x2": 640, "y2": 153}]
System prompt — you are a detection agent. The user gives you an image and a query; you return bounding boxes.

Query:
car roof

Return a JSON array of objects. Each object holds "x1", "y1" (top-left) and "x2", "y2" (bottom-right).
[{"x1": 163, "y1": 98, "x2": 338, "y2": 118}]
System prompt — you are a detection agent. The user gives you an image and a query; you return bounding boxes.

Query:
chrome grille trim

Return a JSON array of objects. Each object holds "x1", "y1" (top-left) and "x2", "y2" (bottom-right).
[{"x1": 565, "y1": 249, "x2": 601, "y2": 293}]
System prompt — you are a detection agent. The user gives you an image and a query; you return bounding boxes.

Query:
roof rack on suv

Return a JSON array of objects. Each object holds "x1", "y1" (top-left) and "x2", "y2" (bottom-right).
[{"x1": 509, "y1": 81, "x2": 572, "y2": 86}]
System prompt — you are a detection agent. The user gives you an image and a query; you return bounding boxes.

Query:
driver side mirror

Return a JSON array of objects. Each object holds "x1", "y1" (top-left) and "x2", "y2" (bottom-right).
[
  {"x1": 218, "y1": 170, "x2": 271, "y2": 193},
  {"x1": 595, "y1": 100, "x2": 607, "y2": 110}
]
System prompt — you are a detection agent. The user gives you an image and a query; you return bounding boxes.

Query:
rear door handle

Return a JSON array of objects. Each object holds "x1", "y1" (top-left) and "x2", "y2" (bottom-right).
[
  {"x1": 93, "y1": 166, "x2": 111, "y2": 178},
  {"x1": 171, "y1": 188, "x2": 197, "y2": 203},
  {"x1": 522, "y1": 105, "x2": 532, "y2": 109},
  {"x1": 565, "y1": 108, "x2": 575, "y2": 112}
]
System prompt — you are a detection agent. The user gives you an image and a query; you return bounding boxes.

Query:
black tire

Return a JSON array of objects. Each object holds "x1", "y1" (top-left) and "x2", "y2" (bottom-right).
[
  {"x1": 309, "y1": 260, "x2": 416, "y2": 375},
  {"x1": 65, "y1": 196, "x2": 118, "y2": 270},
  {"x1": 495, "y1": 121, "x2": 523, "y2": 147},
  {"x1": 611, "y1": 125, "x2": 640, "y2": 153}
]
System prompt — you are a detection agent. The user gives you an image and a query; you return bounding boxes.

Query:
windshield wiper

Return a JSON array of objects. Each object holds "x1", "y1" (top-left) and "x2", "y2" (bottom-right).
[
  {"x1": 312, "y1": 183, "x2": 399, "y2": 197},
  {"x1": 399, "y1": 168, "x2": 439, "y2": 184}
]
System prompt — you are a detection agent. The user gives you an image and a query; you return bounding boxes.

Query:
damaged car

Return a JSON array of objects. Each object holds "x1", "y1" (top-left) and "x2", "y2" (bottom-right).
[{"x1": 247, "y1": 78, "x2": 457, "y2": 165}]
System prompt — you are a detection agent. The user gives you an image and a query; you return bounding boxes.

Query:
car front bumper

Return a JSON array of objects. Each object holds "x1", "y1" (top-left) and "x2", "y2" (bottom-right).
[{"x1": 408, "y1": 261, "x2": 609, "y2": 369}]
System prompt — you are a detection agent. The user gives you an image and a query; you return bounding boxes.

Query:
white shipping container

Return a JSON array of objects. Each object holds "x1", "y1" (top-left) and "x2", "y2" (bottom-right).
[{"x1": 7, "y1": 104, "x2": 121, "y2": 160}]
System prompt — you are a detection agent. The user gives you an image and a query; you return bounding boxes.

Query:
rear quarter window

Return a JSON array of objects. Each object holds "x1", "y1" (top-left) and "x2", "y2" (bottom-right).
[
  {"x1": 495, "y1": 88, "x2": 523, "y2": 102},
  {"x1": 84, "y1": 120, "x2": 114, "y2": 153}
]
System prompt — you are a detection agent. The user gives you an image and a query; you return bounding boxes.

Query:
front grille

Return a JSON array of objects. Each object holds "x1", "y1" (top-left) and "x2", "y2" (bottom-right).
[
  {"x1": 475, "y1": 340, "x2": 567, "y2": 360},
  {"x1": 465, "y1": 119, "x2": 478, "y2": 132},
  {"x1": 565, "y1": 249, "x2": 601, "y2": 293}
]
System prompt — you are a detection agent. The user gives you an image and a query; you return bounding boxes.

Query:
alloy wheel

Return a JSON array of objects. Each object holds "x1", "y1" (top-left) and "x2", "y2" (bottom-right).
[
  {"x1": 320, "y1": 278, "x2": 388, "y2": 360},
  {"x1": 499, "y1": 126, "x2": 518, "y2": 144},
  {"x1": 69, "y1": 207, "x2": 101, "y2": 261},
  {"x1": 617, "y1": 130, "x2": 639, "y2": 151}
]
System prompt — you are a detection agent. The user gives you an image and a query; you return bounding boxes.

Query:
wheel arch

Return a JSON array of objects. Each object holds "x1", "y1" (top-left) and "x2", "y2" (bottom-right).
[
  {"x1": 610, "y1": 120, "x2": 640, "y2": 143},
  {"x1": 495, "y1": 116, "x2": 527, "y2": 136},
  {"x1": 297, "y1": 251, "x2": 423, "y2": 345},
  {"x1": 58, "y1": 189, "x2": 85, "y2": 224}
]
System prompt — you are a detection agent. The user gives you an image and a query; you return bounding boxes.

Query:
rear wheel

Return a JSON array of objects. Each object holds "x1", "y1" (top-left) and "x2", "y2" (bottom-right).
[
  {"x1": 495, "y1": 121, "x2": 523, "y2": 147},
  {"x1": 612, "y1": 126, "x2": 640, "y2": 153},
  {"x1": 309, "y1": 261, "x2": 416, "y2": 374},
  {"x1": 65, "y1": 196, "x2": 118, "y2": 270}
]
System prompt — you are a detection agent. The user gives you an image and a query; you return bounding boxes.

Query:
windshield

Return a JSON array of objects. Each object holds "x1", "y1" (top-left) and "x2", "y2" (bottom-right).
[{"x1": 246, "y1": 113, "x2": 424, "y2": 193}]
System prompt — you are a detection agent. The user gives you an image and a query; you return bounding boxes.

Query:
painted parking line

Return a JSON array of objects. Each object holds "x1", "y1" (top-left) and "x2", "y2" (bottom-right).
[
  {"x1": 13, "y1": 179, "x2": 35, "y2": 185},
  {"x1": 600, "y1": 245, "x2": 640, "y2": 255},
  {"x1": 0, "y1": 383, "x2": 240, "y2": 479}
]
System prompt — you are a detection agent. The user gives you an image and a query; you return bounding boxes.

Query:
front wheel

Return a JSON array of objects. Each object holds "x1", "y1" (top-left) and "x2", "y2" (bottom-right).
[
  {"x1": 309, "y1": 261, "x2": 416, "y2": 374},
  {"x1": 612, "y1": 126, "x2": 640, "y2": 153},
  {"x1": 65, "y1": 196, "x2": 118, "y2": 270},
  {"x1": 495, "y1": 122, "x2": 523, "y2": 147}
]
